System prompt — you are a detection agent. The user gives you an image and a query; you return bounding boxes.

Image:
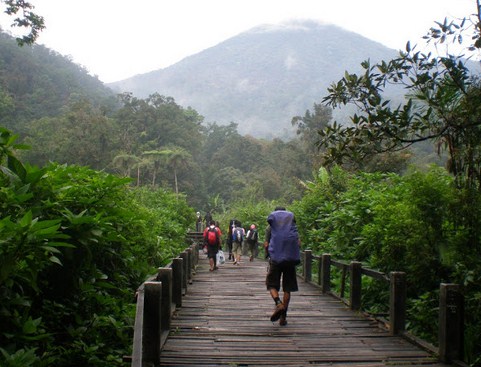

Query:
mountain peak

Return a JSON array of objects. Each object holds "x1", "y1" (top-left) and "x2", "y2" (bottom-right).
[{"x1": 109, "y1": 21, "x2": 398, "y2": 139}]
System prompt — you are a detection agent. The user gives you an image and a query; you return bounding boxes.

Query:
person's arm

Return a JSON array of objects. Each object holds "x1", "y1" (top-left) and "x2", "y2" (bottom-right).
[{"x1": 264, "y1": 226, "x2": 271, "y2": 250}]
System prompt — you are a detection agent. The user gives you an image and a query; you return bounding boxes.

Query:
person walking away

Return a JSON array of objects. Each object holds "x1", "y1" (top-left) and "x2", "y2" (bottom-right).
[
  {"x1": 204, "y1": 211, "x2": 213, "y2": 228},
  {"x1": 232, "y1": 220, "x2": 245, "y2": 265},
  {"x1": 245, "y1": 224, "x2": 259, "y2": 261},
  {"x1": 226, "y1": 219, "x2": 235, "y2": 260},
  {"x1": 264, "y1": 206, "x2": 300, "y2": 326},
  {"x1": 195, "y1": 211, "x2": 203, "y2": 232},
  {"x1": 203, "y1": 220, "x2": 222, "y2": 271}
]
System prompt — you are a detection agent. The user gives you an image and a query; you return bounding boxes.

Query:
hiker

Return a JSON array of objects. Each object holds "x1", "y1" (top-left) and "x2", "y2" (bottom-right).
[
  {"x1": 203, "y1": 220, "x2": 222, "y2": 271},
  {"x1": 195, "y1": 211, "x2": 203, "y2": 232},
  {"x1": 226, "y1": 219, "x2": 235, "y2": 260},
  {"x1": 245, "y1": 224, "x2": 259, "y2": 261},
  {"x1": 264, "y1": 206, "x2": 300, "y2": 326},
  {"x1": 232, "y1": 220, "x2": 245, "y2": 265},
  {"x1": 204, "y1": 211, "x2": 213, "y2": 228}
]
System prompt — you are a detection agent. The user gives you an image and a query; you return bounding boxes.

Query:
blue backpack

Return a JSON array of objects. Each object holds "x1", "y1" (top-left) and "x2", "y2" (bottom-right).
[{"x1": 232, "y1": 227, "x2": 243, "y2": 243}]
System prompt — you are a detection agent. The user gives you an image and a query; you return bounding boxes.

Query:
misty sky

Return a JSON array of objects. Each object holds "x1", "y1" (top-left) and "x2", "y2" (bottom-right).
[{"x1": 0, "y1": 0, "x2": 477, "y2": 83}]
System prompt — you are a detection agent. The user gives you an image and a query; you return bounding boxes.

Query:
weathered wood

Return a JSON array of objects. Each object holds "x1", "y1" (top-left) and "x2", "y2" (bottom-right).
[
  {"x1": 131, "y1": 286, "x2": 145, "y2": 367},
  {"x1": 158, "y1": 253, "x2": 445, "y2": 366},
  {"x1": 141, "y1": 281, "x2": 162, "y2": 366},
  {"x1": 186, "y1": 247, "x2": 193, "y2": 283},
  {"x1": 321, "y1": 253, "x2": 331, "y2": 293},
  {"x1": 439, "y1": 283, "x2": 464, "y2": 363},
  {"x1": 389, "y1": 271, "x2": 406, "y2": 335},
  {"x1": 361, "y1": 267, "x2": 389, "y2": 282},
  {"x1": 303, "y1": 250, "x2": 312, "y2": 282},
  {"x1": 350, "y1": 261, "x2": 362, "y2": 311},
  {"x1": 171, "y1": 257, "x2": 183, "y2": 307},
  {"x1": 179, "y1": 251, "x2": 188, "y2": 291},
  {"x1": 156, "y1": 268, "x2": 173, "y2": 333}
]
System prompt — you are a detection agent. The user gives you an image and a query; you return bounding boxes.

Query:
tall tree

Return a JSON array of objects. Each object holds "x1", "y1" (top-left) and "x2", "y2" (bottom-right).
[
  {"x1": 159, "y1": 147, "x2": 192, "y2": 194},
  {"x1": 291, "y1": 103, "x2": 332, "y2": 169},
  {"x1": 1, "y1": 0, "x2": 45, "y2": 45},
  {"x1": 321, "y1": 15, "x2": 481, "y2": 190}
]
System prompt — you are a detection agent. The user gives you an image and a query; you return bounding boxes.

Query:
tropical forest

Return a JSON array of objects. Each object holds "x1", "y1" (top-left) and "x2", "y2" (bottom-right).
[{"x1": 1, "y1": 1, "x2": 481, "y2": 366}]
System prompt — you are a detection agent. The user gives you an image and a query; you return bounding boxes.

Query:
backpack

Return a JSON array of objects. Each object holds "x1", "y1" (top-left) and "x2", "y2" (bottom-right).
[
  {"x1": 205, "y1": 226, "x2": 219, "y2": 245},
  {"x1": 246, "y1": 229, "x2": 258, "y2": 242},
  {"x1": 232, "y1": 227, "x2": 243, "y2": 243}
]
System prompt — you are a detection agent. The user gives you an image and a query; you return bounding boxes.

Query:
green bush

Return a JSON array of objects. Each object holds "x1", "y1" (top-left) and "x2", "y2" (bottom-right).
[
  {"x1": 0, "y1": 128, "x2": 193, "y2": 366},
  {"x1": 292, "y1": 165, "x2": 481, "y2": 363}
]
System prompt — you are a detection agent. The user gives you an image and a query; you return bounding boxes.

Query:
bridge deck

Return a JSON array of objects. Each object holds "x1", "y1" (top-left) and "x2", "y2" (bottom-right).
[{"x1": 160, "y1": 252, "x2": 445, "y2": 366}]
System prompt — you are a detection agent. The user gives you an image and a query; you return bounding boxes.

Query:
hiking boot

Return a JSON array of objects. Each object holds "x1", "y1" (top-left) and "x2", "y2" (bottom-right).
[
  {"x1": 279, "y1": 313, "x2": 287, "y2": 326},
  {"x1": 270, "y1": 302, "x2": 285, "y2": 322}
]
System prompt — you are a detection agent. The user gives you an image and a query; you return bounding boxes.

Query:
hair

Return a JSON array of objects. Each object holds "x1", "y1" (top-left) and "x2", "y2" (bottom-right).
[{"x1": 274, "y1": 206, "x2": 286, "y2": 211}]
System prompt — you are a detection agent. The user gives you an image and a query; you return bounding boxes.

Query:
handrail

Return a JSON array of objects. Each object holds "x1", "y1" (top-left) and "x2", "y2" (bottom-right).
[
  {"x1": 300, "y1": 250, "x2": 464, "y2": 364},
  {"x1": 128, "y1": 241, "x2": 464, "y2": 366},
  {"x1": 129, "y1": 240, "x2": 199, "y2": 367}
]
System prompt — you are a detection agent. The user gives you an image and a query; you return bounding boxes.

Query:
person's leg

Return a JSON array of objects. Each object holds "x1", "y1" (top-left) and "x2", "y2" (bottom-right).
[
  {"x1": 279, "y1": 265, "x2": 298, "y2": 325},
  {"x1": 209, "y1": 257, "x2": 214, "y2": 271},
  {"x1": 233, "y1": 242, "x2": 240, "y2": 264},
  {"x1": 237, "y1": 241, "x2": 243, "y2": 263},
  {"x1": 234, "y1": 242, "x2": 242, "y2": 264},
  {"x1": 266, "y1": 263, "x2": 285, "y2": 322}
]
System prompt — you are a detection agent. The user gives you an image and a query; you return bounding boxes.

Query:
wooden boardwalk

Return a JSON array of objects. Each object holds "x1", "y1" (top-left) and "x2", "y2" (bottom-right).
[{"x1": 159, "y1": 252, "x2": 447, "y2": 366}]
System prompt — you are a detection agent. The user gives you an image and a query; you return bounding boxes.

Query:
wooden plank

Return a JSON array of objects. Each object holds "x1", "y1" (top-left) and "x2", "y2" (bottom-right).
[{"x1": 158, "y1": 253, "x2": 447, "y2": 366}]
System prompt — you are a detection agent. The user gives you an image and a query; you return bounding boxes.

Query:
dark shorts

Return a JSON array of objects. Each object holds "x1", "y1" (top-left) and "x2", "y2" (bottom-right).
[
  {"x1": 265, "y1": 261, "x2": 298, "y2": 292},
  {"x1": 207, "y1": 244, "x2": 219, "y2": 258}
]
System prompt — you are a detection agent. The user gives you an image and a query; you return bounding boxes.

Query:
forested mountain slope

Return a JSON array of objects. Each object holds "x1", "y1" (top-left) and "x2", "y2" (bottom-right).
[
  {"x1": 109, "y1": 20, "x2": 400, "y2": 138},
  {"x1": 0, "y1": 31, "x2": 117, "y2": 134}
]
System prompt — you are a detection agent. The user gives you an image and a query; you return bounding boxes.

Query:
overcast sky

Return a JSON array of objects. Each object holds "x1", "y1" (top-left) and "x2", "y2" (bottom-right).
[{"x1": 0, "y1": 0, "x2": 477, "y2": 83}]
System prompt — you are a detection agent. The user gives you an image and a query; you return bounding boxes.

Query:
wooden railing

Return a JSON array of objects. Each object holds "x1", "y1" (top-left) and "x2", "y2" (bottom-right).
[
  {"x1": 299, "y1": 250, "x2": 465, "y2": 365},
  {"x1": 127, "y1": 241, "x2": 464, "y2": 366},
  {"x1": 129, "y1": 236, "x2": 200, "y2": 367}
]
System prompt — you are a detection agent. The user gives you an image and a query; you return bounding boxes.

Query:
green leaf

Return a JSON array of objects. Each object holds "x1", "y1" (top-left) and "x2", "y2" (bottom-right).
[
  {"x1": 22, "y1": 317, "x2": 42, "y2": 334},
  {"x1": 19, "y1": 211, "x2": 33, "y2": 228},
  {"x1": 49, "y1": 256, "x2": 63, "y2": 266},
  {"x1": 7, "y1": 154, "x2": 27, "y2": 181}
]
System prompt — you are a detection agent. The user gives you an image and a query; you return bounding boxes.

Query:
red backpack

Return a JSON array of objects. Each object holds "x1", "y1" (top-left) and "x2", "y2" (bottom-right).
[{"x1": 205, "y1": 226, "x2": 219, "y2": 245}]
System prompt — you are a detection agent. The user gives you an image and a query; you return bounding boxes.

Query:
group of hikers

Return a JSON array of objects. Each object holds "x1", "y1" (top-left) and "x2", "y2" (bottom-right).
[
  {"x1": 202, "y1": 218, "x2": 259, "y2": 268},
  {"x1": 198, "y1": 207, "x2": 301, "y2": 326}
]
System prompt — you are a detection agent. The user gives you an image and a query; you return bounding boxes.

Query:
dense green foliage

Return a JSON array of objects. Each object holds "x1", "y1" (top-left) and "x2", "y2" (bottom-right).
[
  {"x1": 0, "y1": 128, "x2": 193, "y2": 366},
  {"x1": 2, "y1": 7, "x2": 481, "y2": 366},
  {"x1": 0, "y1": 32, "x2": 117, "y2": 135},
  {"x1": 291, "y1": 166, "x2": 481, "y2": 364}
]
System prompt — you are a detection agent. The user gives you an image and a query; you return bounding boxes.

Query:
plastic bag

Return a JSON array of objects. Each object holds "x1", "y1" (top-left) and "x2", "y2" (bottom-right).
[{"x1": 216, "y1": 250, "x2": 226, "y2": 265}]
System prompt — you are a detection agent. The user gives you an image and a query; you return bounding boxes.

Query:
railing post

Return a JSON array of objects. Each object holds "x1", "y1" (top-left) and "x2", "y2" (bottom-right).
[
  {"x1": 172, "y1": 257, "x2": 183, "y2": 307},
  {"x1": 142, "y1": 281, "x2": 162, "y2": 365},
  {"x1": 304, "y1": 250, "x2": 312, "y2": 282},
  {"x1": 192, "y1": 243, "x2": 199, "y2": 266},
  {"x1": 439, "y1": 283, "x2": 464, "y2": 363},
  {"x1": 389, "y1": 271, "x2": 406, "y2": 335},
  {"x1": 350, "y1": 261, "x2": 362, "y2": 311},
  {"x1": 179, "y1": 251, "x2": 188, "y2": 292},
  {"x1": 157, "y1": 268, "x2": 173, "y2": 334},
  {"x1": 186, "y1": 247, "x2": 193, "y2": 284},
  {"x1": 321, "y1": 254, "x2": 331, "y2": 293}
]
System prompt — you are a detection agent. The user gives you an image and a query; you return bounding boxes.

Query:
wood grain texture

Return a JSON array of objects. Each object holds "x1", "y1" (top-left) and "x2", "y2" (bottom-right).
[{"x1": 159, "y1": 253, "x2": 445, "y2": 366}]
